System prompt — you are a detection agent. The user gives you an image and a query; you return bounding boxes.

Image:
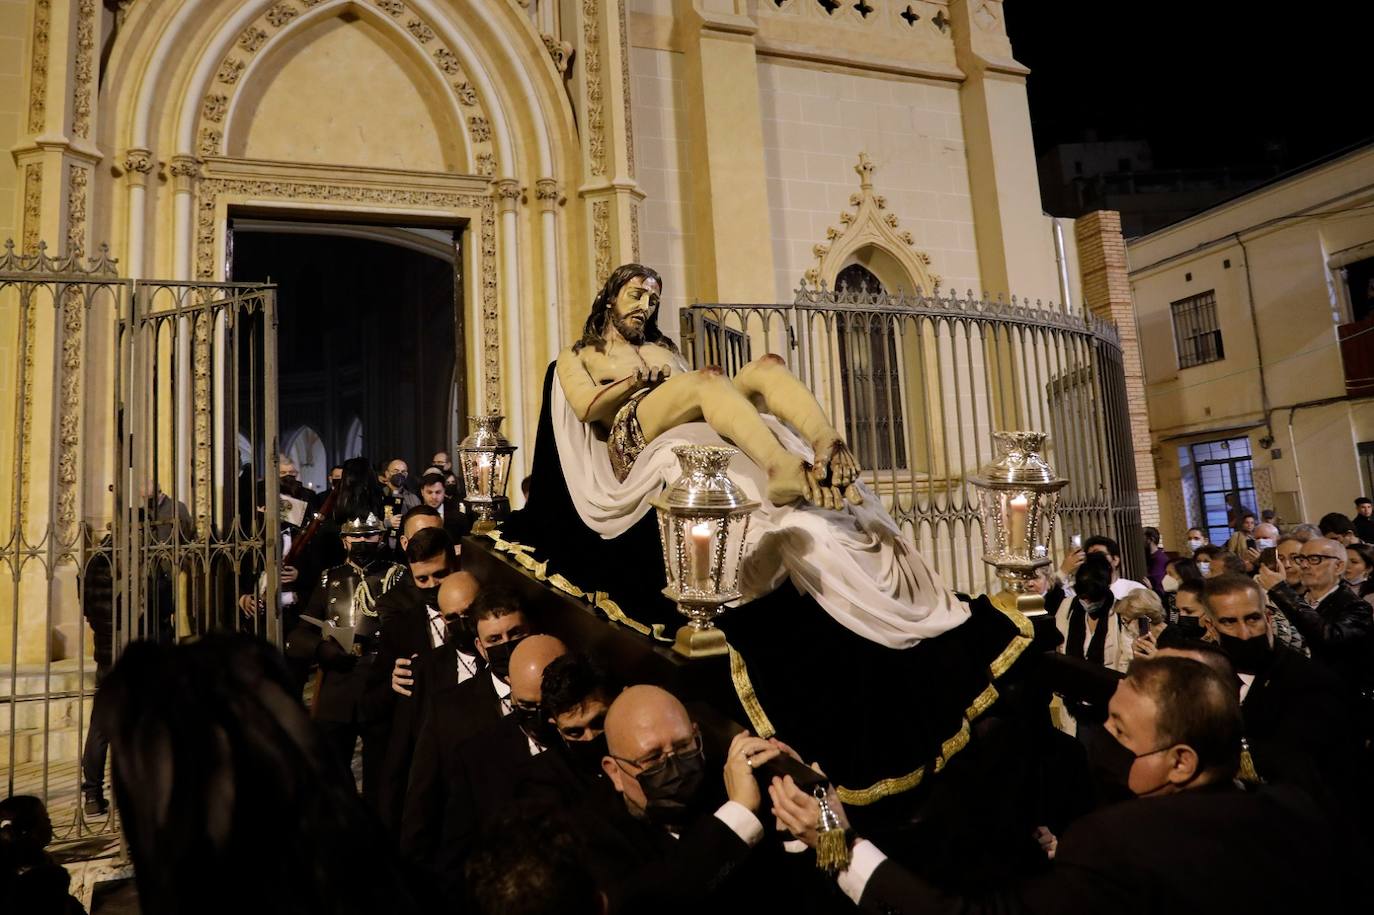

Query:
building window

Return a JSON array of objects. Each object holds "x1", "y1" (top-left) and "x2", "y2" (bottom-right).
[
  {"x1": 1343, "y1": 255, "x2": 1374, "y2": 324},
  {"x1": 1171, "y1": 290, "x2": 1225, "y2": 368},
  {"x1": 835, "y1": 264, "x2": 907, "y2": 471},
  {"x1": 1189, "y1": 437, "x2": 1255, "y2": 546}
]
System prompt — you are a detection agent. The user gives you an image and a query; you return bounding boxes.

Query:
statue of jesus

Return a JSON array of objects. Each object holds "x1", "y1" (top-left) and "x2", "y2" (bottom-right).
[{"x1": 556, "y1": 264, "x2": 861, "y2": 509}]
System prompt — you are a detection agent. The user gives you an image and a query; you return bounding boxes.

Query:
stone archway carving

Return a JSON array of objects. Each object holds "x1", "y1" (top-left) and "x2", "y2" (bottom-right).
[
  {"x1": 194, "y1": 0, "x2": 500, "y2": 178},
  {"x1": 806, "y1": 153, "x2": 940, "y2": 294}
]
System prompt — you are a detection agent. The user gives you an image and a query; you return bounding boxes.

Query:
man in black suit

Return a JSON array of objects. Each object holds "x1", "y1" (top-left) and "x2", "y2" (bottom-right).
[
  {"x1": 418, "y1": 471, "x2": 471, "y2": 546},
  {"x1": 1276, "y1": 538, "x2": 1374, "y2": 725},
  {"x1": 517, "y1": 652, "x2": 620, "y2": 811},
  {"x1": 577, "y1": 685, "x2": 785, "y2": 914},
  {"x1": 770, "y1": 656, "x2": 1352, "y2": 913},
  {"x1": 433, "y1": 634, "x2": 569, "y2": 903},
  {"x1": 399, "y1": 588, "x2": 531, "y2": 869},
  {"x1": 362, "y1": 526, "x2": 461, "y2": 828},
  {"x1": 1200, "y1": 574, "x2": 1361, "y2": 816}
]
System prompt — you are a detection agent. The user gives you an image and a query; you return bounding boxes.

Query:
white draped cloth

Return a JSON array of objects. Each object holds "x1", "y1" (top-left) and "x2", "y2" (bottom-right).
[{"x1": 550, "y1": 377, "x2": 970, "y2": 649}]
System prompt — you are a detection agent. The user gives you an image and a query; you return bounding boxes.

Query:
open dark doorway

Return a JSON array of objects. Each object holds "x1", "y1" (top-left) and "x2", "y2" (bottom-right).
[{"x1": 230, "y1": 219, "x2": 463, "y2": 493}]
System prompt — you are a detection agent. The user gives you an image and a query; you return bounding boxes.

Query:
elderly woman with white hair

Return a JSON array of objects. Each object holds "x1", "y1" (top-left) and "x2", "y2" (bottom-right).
[{"x1": 1106, "y1": 588, "x2": 1167, "y2": 673}]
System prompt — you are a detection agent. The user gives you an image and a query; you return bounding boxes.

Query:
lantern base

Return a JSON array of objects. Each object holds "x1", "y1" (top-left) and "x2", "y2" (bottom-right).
[
  {"x1": 991, "y1": 589, "x2": 1047, "y2": 619},
  {"x1": 672, "y1": 623, "x2": 729, "y2": 659}
]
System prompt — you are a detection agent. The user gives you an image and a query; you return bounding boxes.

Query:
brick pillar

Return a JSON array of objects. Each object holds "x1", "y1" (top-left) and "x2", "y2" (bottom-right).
[{"x1": 1075, "y1": 210, "x2": 1160, "y2": 528}]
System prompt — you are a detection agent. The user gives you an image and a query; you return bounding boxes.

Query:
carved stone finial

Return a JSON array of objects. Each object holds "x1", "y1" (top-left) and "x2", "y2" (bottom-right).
[{"x1": 855, "y1": 152, "x2": 875, "y2": 189}]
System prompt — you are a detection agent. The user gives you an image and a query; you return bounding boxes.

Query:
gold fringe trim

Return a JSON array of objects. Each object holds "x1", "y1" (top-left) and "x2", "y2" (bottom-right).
[
  {"x1": 728, "y1": 646, "x2": 776, "y2": 739},
  {"x1": 806, "y1": 597, "x2": 1032, "y2": 807},
  {"x1": 479, "y1": 528, "x2": 671, "y2": 643}
]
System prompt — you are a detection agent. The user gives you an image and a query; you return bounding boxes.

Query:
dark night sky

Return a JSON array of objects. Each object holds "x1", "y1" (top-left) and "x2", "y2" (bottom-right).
[{"x1": 1003, "y1": 2, "x2": 1374, "y2": 172}]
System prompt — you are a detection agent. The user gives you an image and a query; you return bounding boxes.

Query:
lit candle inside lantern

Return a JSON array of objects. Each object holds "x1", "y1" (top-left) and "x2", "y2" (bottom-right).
[
  {"x1": 1007, "y1": 494, "x2": 1029, "y2": 554},
  {"x1": 689, "y1": 520, "x2": 713, "y2": 591},
  {"x1": 476, "y1": 453, "x2": 493, "y2": 497}
]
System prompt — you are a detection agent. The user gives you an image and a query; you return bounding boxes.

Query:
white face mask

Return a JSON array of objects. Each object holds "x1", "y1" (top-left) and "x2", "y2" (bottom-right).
[
  {"x1": 1256, "y1": 538, "x2": 1275, "y2": 550},
  {"x1": 1197, "y1": 561, "x2": 1212, "y2": 576},
  {"x1": 1162, "y1": 574, "x2": 1180, "y2": 593},
  {"x1": 1187, "y1": 538, "x2": 1205, "y2": 552}
]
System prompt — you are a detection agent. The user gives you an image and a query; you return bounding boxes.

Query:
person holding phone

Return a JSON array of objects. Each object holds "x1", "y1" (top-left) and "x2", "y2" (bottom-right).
[{"x1": 1109, "y1": 589, "x2": 1167, "y2": 673}]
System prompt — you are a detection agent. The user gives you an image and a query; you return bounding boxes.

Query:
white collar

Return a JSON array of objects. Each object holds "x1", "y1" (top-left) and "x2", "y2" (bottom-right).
[
  {"x1": 1309, "y1": 582, "x2": 1342, "y2": 605},
  {"x1": 491, "y1": 672, "x2": 511, "y2": 699}
]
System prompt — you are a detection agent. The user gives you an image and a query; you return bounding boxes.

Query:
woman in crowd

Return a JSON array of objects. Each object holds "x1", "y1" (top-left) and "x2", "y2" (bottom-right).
[{"x1": 1344, "y1": 541, "x2": 1374, "y2": 604}]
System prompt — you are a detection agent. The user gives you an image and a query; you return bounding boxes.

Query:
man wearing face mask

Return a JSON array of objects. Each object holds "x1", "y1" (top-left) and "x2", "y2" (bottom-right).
[
  {"x1": 771, "y1": 656, "x2": 1349, "y2": 913},
  {"x1": 362, "y1": 527, "x2": 459, "y2": 828},
  {"x1": 517, "y1": 653, "x2": 620, "y2": 810},
  {"x1": 577, "y1": 685, "x2": 785, "y2": 915},
  {"x1": 381, "y1": 457, "x2": 421, "y2": 547},
  {"x1": 401, "y1": 588, "x2": 531, "y2": 869},
  {"x1": 1200, "y1": 575, "x2": 1358, "y2": 816},
  {"x1": 285, "y1": 513, "x2": 406, "y2": 797},
  {"x1": 377, "y1": 569, "x2": 482, "y2": 838},
  {"x1": 433, "y1": 635, "x2": 569, "y2": 903}
]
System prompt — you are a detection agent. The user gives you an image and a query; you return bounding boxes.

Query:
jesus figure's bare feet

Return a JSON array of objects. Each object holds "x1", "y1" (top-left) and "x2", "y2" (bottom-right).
[
  {"x1": 810, "y1": 439, "x2": 862, "y2": 504},
  {"x1": 767, "y1": 460, "x2": 844, "y2": 511}
]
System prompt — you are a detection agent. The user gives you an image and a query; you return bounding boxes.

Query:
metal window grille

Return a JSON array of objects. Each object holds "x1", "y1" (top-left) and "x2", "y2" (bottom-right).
[
  {"x1": 1189, "y1": 437, "x2": 1255, "y2": 545},
  {"x1": 1170, "y1": 290, "x2": 1225, "y2": 368}
]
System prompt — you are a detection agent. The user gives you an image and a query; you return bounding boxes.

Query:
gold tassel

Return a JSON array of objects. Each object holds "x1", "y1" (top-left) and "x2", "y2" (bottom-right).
[
  {"x1": 813, "y1": 786, "x2": 850, "y2": 874},
  {"x1": 1238, "y1": 738, "x2": 1261, "y2": 784}
]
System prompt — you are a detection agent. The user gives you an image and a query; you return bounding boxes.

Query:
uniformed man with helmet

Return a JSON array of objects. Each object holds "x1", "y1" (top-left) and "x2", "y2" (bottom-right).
[{"x1": 287, "y1": 512, "x2": 405, "y2": 799}]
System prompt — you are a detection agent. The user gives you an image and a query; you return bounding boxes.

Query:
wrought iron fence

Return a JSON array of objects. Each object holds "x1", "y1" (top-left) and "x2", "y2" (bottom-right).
[
  {"x1": 680, "y1": 284, "x2": 1144, "y2": 594},
  {"x1": 0, "y1": 241, "x2": 278, "y2": 850}
]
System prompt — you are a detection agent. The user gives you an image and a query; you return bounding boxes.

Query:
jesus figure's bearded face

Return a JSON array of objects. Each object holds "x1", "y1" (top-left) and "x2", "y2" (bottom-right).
[{"x1": 608, "y1": 275, "x2": 661, "y2": 344}]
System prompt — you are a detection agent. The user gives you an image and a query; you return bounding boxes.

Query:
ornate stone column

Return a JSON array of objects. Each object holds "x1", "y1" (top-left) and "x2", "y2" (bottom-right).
[
  {"x1": 5, "y1": 0, "x2": 107, "y2": 662},
  {"x1": 574, "y1": 0, "x2": 643, "y2": 291},
  {"x1": 119, "y1": 148, "x2": 155, "y2": 279},
  {"x1": 536, "y1": 178, "x2": 564, "y2": 366},
  {"x1": 494, "y1": 178, "x2": 529, "y2": 502}
]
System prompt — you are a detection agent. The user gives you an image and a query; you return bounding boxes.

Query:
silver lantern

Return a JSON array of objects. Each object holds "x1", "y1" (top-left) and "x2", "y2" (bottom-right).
[
  {"x1": 459, "y1": 414, "x2": 517, "y2": 530},
  {"x1": 651, "y1": 445, "x2": 759, "y2": 658},
  {"x1": 967, "y1": 431, "x2": 1068, "y2": 617}
]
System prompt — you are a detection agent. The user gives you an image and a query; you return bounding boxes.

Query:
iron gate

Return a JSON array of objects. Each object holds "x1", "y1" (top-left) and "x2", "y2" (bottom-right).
[
  {"x1": 0, "y1": 241, "x2": 278, "y2": 850},
  {"x1": 681, "y1": 284, "x2": 1145, "y2": 593}
]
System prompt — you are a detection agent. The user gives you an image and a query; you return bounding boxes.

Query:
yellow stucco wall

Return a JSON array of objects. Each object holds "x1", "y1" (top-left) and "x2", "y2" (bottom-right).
[{"x1": 1129, "y1": 145, "x2": 1374, "y2": 540}]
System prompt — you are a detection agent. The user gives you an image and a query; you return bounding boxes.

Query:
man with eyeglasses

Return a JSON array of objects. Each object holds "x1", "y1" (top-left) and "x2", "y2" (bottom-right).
[
  {"x1": 580, "y1": 685, "x2": 786, "y2": 913},
  {"x1": 433, "y1": 635, "x2": 569, "y2": 904},
  {"x1": 1270, "y1": 538, "x2": 1374, "y2": 713}
]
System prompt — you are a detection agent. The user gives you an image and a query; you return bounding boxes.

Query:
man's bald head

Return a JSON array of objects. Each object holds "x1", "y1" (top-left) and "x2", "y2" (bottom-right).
[
  {"x1": 509, "y1": 635, "x2": 568, "y2": 704},
  {"x1": 601, "y1": 685, "x2": 696, "y2": 810},
  {"x1": 603, "y1": 685, "x2": 693, "y2": 760},
  {"x1": 437, "y1": 572, "x2": 480, "y2": 618}
]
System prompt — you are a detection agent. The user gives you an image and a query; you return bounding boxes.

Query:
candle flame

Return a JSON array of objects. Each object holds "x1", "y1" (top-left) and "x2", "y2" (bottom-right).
[{"x1": 691, "y1": 521, "x2": 713, "y2": 537}]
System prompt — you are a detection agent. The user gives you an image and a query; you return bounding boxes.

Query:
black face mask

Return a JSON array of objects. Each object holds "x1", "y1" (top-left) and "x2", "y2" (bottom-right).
[
  {"x1": 1219, "y1": 632, "x2": 1273, "y2": 674},
  {"x1": 347, "y1": 541, "x2": 381, "y2": 563},
  {"x1": 1082, "y1": 724, "x2": 1173, "y2": 802},
  {"x1": 389, "y1": 472, "x2": 408, "y2": 489},
  {"x1": 512, "y1": 703, "x2": 552, "y2": 744},
  {"x1": 636, "y1": 748, "x2": 705, "y2": 828},
  {"x1": 483, "y1": 636, "x2": 524, "y2": 680},
  {"x1": 565, "y1": 733, "x2": 609, "y2": 775},
  {"x1": 1172, "y1": 615, "x2": 1204, "y2": 640},
  {"x1": 416, "y1": 585, "x2": 440, "y2": 607},
  {"x1": 447, "y1": 615, "x2": 479, "y2": 652}
]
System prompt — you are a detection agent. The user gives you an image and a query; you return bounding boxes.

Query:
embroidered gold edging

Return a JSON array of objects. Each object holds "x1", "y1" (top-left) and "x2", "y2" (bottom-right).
[
  {"x1": 837, "y1": 765, "x2": 926, "y2": 805},
  {"x1": 832, "y1": 600, "x2": 1034, "y2": 807},
  {"x1": 481, "y1": 528, "x2": 671, "y2": 642},
  {"x1": 728, "y1": 645, "x2": 776, "y2": 739},
  {"x1": 987, "y1": 592, "x2": 1035, "y2": 680}
]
